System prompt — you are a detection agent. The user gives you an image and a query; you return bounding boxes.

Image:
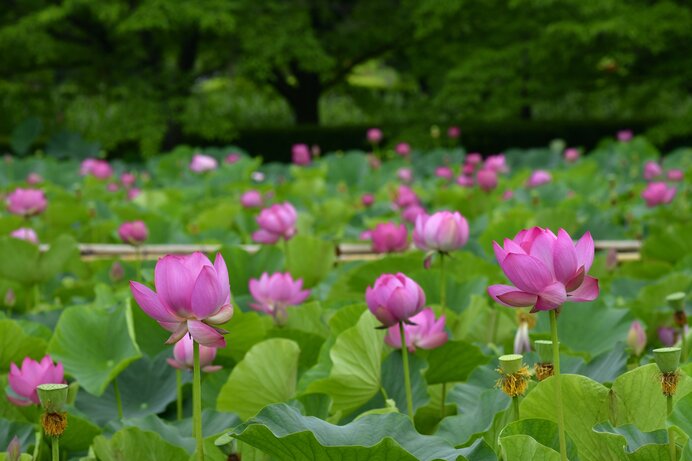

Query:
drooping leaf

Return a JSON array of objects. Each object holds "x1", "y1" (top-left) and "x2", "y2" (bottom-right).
[
  {"x1": 92, "y1": 426, "x2": 189, "y2": 461},
  {"x1": 423, "y1": 340, "x2": 490, "y2": 385}
]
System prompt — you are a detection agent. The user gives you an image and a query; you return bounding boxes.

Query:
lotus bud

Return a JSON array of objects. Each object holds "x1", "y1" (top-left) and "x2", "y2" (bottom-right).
[
  {"x1": 4, "y1": 288, "x2": 15, "y2": 307},
  {"x1": 626, "y1": 321, "x2": 647, "y2": 356},
  {"x1": 7, "y1": 436, "x2": 21, "y2": 461},
  {"x1": 496, "y1": 354, "x2": 530, "y2": 397}
]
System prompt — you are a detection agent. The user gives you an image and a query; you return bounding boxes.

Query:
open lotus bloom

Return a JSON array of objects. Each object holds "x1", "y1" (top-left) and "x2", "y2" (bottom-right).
[
  {"x1": 413, "y1": 211, "x2": 469, "y2": 253},
  {"x1": 6, "y1": 188, "x2": 47, "y2": 216},
  {"x1": 366, "y1": 273, "x2": 426, "y2": 327},
  {"x1": 393, "y1": 185, "x2": 420, "y2": 209},
  {"x1": 7, "y1": 356, "x2": 64, "y2": 406},
  {"x1": 384, "y1": 308, "x2": 448, "y2": 352},
  {"x1": 252, "y1": 202, "x2": 297, "y2": 244},
  {"x1": 292, "y1": 144, "x2": 311, "y2": 165},
  {"x1": 643, "y1": 161, "x2": 662, "y2": 180},
  {"x1": 80, "y1": 158, "x2": 113, "y2": 179},
  {"x1": 10, "y1": 227, "x2": 38, "y2": 244},
  {"x1": 189, "y1": 153, "x2": 218, "y2": 172},
  {"x1": 367, "y1": 128, "x2": 383, "y2": 144},
  {"x1": 167, "y1": 334, "x2": 221, "y2": 373},
  {"x1": 488, "y1": 227, "x2": 599, "y2": 312},
  {"x1": 130, "y1": 252, "x2": 233, "y2": 348},
  {"x1": 483, "y1": 154, "x2": 508, "y2": 173},
  {"x1": 249, "y1": 272, "x2": 310, "y2": 323},
  {"x1": 526, "y1": 170, "x2": 552, "y2": 188},
  {"x1": 118, "y1": 220, "x2": 149, "y2": 245}
]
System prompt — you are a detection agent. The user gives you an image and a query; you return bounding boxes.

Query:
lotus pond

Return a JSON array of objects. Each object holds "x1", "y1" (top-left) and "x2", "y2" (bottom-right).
[{"x1": 0, "y1": 133, "x2": 690, "y2": 461}]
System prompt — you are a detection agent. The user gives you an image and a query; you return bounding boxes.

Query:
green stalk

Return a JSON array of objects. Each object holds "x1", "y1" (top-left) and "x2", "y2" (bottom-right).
[
  {"x1": 513, "y1": 396, "x2": 520, "y2": 421},
  {"x1": 668, "y1": 396, "x2": 676, "y2": 461},
  {"x1": 51, "y1": 437, "x2": 59, "y2": 461},
  {"x1": 399, "y1": 321, "x2": 415, "y2": 421},
  {"x1": 193, "y1": 340, "x2": 204, "y2": 460},
  {"x1": 283, "y1": 238, "x2": 291, "y2": 270},
  {"x1": 113, "y1": 378, "x2": 123, "y2": 419},
  {"x1": 681, "y1": 328, "x2": 687, "y2": 364},
  {"x1": 550, "y1": 310, "x2": 568, "y2": 461},
  {"x1": 32, "y1": 431, "x2": 42, "y2": 461},
  {"x1": 135, "y1": 246, "x2": 142, "y2": 281},
  {"x1": 439, "y1": 253, "x2": 447, "y2": 418},
  {"x1": 33, "y1": 284, "x2": 41, "y2": 308},
  {"x1": 176, "y1": 369, "x2": 183, "y2": 421}
]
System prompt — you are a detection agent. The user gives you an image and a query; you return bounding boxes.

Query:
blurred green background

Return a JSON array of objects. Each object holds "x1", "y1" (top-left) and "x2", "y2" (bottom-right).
[{"x1": 1, "y1": 0, "x2": 691, "y2": 159}]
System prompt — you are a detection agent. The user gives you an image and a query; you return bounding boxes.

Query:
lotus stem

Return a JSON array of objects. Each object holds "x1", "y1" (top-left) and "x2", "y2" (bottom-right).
[
  {"x1": 439, "y1": 252, "x2": 447, "y2": 418},
  {"x1": 550, "y1": 310, "x2": 568, "y2": 461},
  {"x1": 193, "y1": 340, "x2": 204, "y2": 460},
  {"x1": 513, "y1": 396, "x2": 520, "y2": 421},
  {"x1": 399, "y1": 321, "x2": 415, "y2": 421},
  {"x1": 113, "y1": 378, "x2": 123, "y2": 419},
  {"x1": 51, "y1": 437, "x2": 59, "y2": 461},
  {"x1": 32, "y1": 431, "x2": 42, "y2": 461},
  {"x1": 283, "y1": 238, "x2": 291, "y2": 270},
  {"x1": 176, "y1": 369, "x2": 183, "y2": 421},
  {"x1": 668, "y1": 396, "x2": 676, "y2": 460}
]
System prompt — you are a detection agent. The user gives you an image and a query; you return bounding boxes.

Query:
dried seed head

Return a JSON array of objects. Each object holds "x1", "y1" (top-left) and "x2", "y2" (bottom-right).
[
  {"x1": 673, "y1": 310, "x2": 687, "y2": 328},
  {"x1": 41, "y1": 412, "x2": 67, "y2": 438},
  {"x1": 660, "y1": 371, "x2": 679, "y2": 397},
  {"x1": 535, "y1": 363, "x2": 554, "y2": 381},
  {"x1": 517, "y1": 311, "x2": 536, "y2": 329},
  {"x1": 496, "y1": 365, "x2": 531, "y2": 397}
]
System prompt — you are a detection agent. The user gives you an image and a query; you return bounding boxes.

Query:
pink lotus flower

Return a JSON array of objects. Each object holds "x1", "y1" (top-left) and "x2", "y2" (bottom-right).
[
  {"x1": 292, "y1": 144, "x2": 311, "y2": 165},
  {"x1": 366, "y1": 273, "x2": 426, "y2": 327},
  {"x1": 397, "y1": 168, "x2": 413, "y2": 183},
  {"x1": 384, "y1": 308, "x2": 447, "y2": 352},
  {"x1": 484, "y1": 154, "x2": 508, "y2": 173},
  {"x1": 526, "y1": 170, "x2": 552, "y2": 188},
  {"x1": 564, "y1": 148, "x2": 580, "y2": 163},
  {"x1": 465, "y1": 153, "x2": 482, "y2": 166},
  {"x1": 361, "y1": 194, "x2": 375, "y2": 207},
  {"x1": 502, "y1": 190, "x2": 514, "y2": 201},
  {"x1": 488, "y1": 227, "x2": 599, "y2": 312},
  {"x1": 413, "y1": 211, "x2": 469, "y2": 253},
  {"x1": 627, "y1": 321, "x2": 646, "y2": 356},
  {"x1": 462, "y1": 164, "x2": 476, "y2": 176},
  {"x1": 368, "y1": 155, "x2": 381, "y2": 169},
  {"x1": 26, "y1": 173, "x2": 43, "y2": 185},
  {"x1": 435, "y1": 167, "x2": 454, "y2": 180},
  {"x1": 658, "y1": 327, "x2": 676, "y2": 347},
  {"x1": 457, "y1": 175, "x2": 474, "y2": 188},
  {"x1": 241, "y1": 190, "x2": 263, "y2": 208},
  {"x1": 6, "y1": 188, "x2": 47, "y2": 216},
  {"x1": 6, "y1": 436, "x2": 20, "y2": 461},
  {"x1": 617, "y1": 130, "x2": 633, "y2": 142},
  {"x1": 10, "y1": 228, "x2": 38, "y2": 244},
  {"x1": 251, "y1": 171, "x2": 265, "y2": 182},
  {"x1": 249, "y1": 272, "x2": 310, "y2": 322},
  {"x1": 447, "y1": 126, "x2": 461, "y2": 139},
  {"x1": 7, "y1": 356, "x2": 64, "y2": 406},
  {"x1": 477, "y1": 169, "x2": 498, "y2": 192},
  {"x1": 395, "y1": 143, "x2": 411, "y2": 157},
  {"x1": 225, "y1": 152, "x2": 241, "y2": 164},
  {"x1": 127, "y1": 188, "x2": 141, "y2": 201},
  {"x1": 80, "y1": 158, "x2": 113, "y2": 179},
  {"x1": 370, "y1": 223, "x2": 409, "y2": 253},
  {"x1": 189, "y1": 154, "x2": 218, "y2": 173},
  {"x1": 393, "y1": 185, "x2": 420, "y2": 209},
  {"x1": 118, "y1": 221, "x2": 148, "y2": 245},
  {"x1": 641, "y1": 182, "x2": 676, "y2": 207},
  {"x1": 667, "y1": 169, "x2": 684, "y2": 182},
  {"x1": 252, "y1": 202, "x2": 297, "y2": 244},
  {"x1": 167, "y1": 335, "x2": 221, "y2": 372},
  {"x1": 643, "y1": 161, "x2": 662, "y2": 180},
  {"x1": 402, "y1": 205, "x2": 426, "y2": 224},
  {"x1": 121, "y1": 173, "x2": 136, "y2": 187},
  {"x1": 107, "y1": 183, "x2": 120, "y2": 193},
  {"x1": 367, "y1": 128, "x2": 383, "y2": 144},
  {"x1": 130, "y1": 252, "x2": 233, "y2": 347}
]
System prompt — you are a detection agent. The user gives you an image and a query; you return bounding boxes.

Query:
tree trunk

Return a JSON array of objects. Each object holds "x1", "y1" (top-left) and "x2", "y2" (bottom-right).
[{"x1": 271, "y1": 65, "x2": 322, "y2": 125}]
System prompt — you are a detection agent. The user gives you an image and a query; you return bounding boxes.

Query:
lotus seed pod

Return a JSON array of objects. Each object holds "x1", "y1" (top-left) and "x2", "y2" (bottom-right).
[
  {"x1": 534, "y1": 340, "x2": 555, "y2": 364},
  {"x1": 653, "y1": 347, "x2": 681, "y2": 374},
  {"x1": 499, "y1": 354, "x2": 523, "y2": 374},
  {"x1": 37, "y1": 383, "x2": 68, "y2": 413},
  {"x1": 666, "y1": 292, "x2": 685, "y2": 311}
]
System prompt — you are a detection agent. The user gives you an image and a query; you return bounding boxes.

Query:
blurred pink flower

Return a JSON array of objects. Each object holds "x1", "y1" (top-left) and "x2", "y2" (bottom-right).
[
  {"x1": 10, "y1": 228, "x2": 38, "y2": 244},
  {"x1": 413, "y1": 211, "x2": 469, "y2": 253},
  {"x1": 384, "y1": 308, "x2": 447, "y2": 352},
  {"x1": 643, "y1": 161, "x2": 662, "y2": 180},
  {"x1": 118, "y1": 221, "x2": 148, "y2": 245},
  {"x1": 26, "y1": 173, "x2": 43, "y2": 185},
  {"x1": 370, "y1": 222, "x2": 409, "y2": 254},
  {"x1": 252, "y1": 202, "x2": 297, "y2": 244},
  {"x1": 80, "y1": 158, "x2": 113, "y2": 179},
  {"x1": 121, "y1": 172, "x2": 136, "y2": 187},
  {"x1": 641, "y1": 182, "x2": 676, "y2": 207},
  {"x1": 435, "y1": 166, "x2": 454, "y2": 180},
  {"x1": 366, "y1": 273, "x2": 426, "y2": 327},
  {"x1": 393, "y1": 185, "x2": 420, "y2": 209},
  {"x1": 127, "y1": 188, "x2": 141, "y2": 201},
  {"x1": 447, "y1": 126, "x2": 461, "y2": 139},
  {"x1": 564, "y1": 148, "x2": 580, "y2": 163},
  {"x1": 462, "y1": 164, "x2": 476, "y2": 176},
  {"x1": 7, "y1": 356, "x2": 64, "y2": 406},
  {"x1": 292, "y1": 144, "x2": 311, "y2": 165},
  {"x1": 395, "y1": 143, "x2": 411, "y2": 157},
  {"x1": 241, "y1": 190, "x2": 263, "y2": 208},
  {"x1": 107, "y1": 183, "x2": 119, "y2": 192},
  {"x1": 502, "y1": 189, "x2": 514, "y2": 201},
  {"x1": 667, "y1": 169, "x2": 684, "y2": 182},
  {"x1": 397, "y1": 168, "x2": 413, "y2": 183},
  {"x1": 225, "y1": 152, "x2": 241, "y2": 164},
  {"x1": 477, "y1": 169, "x2": 498, "y2": 192},
  {"x1": 167, "y1": 335, "x2": 221, "y2": 372},
  {"x1": 465, "y1": 153, "x2": 482, "y2": 166},
  {"x1": 361, "y1": 194, "x2": 375, "y2": 207},
  {"x1": 627, "y1": 321, "x2": 647, "y2": 356},
  {"x1": 367, "y1": 128, "x2": 383, "y2": 144},
  {"x1": 130, "y1": 252, "x2": 233, "y2": 347},
  {"x1": 526, "y1": 170, "x2": 552, "y2": 188},
  {"x1": 456, "y1": 175, "x2": 474, "y2": 188},
  {"x1": 249, "y1": 272, "x2": 310, "y2": 323},
  {"x1": 189, "y1": 154, "x2": 218, "y2": 173},
  {"x1": 484, "y1": 154, "x2": 508, "y2": 173},
  {"x1": 617, "y1": 130, "x2": 633, "y2": 142},
  {"x1": 402, "y1": 205, "x2": 426, "y2": 224},
  {"x1": 488, "y1": 227, "x2": 599, "y2": 312},
  {"x1": 6, "y1": 188, "x2": 47, "y2": 216}
]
